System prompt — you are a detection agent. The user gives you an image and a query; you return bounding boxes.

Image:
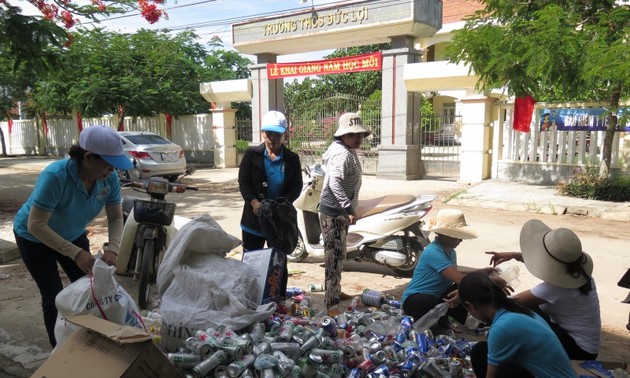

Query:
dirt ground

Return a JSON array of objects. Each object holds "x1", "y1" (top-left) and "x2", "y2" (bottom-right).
[{"x1": 1, "y1": 174, "x2": 629, "y2": 377}]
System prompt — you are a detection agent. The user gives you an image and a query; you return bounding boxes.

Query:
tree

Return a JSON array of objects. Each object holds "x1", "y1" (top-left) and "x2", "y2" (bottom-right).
[{"x1": 446, "y1": 0, "x2": 630, "y2": 177}]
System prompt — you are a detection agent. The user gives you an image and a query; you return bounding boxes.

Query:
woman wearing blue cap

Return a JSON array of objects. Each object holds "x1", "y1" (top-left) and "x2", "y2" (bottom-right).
[
  {"x1": 13, "y1": 125, "x2": 133, "y2": 347},
  {"x1": 238, "y1": 110, "x2": 302, "y2": 251}
]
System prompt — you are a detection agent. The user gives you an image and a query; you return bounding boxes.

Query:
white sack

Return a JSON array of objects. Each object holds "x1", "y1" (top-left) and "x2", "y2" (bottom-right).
[
  {"x1": 54, "y1": 259, "x2": 143, "y2": 346},
  {"x1": 157, "y1": 214, "x2": 241, "y2": 297}
]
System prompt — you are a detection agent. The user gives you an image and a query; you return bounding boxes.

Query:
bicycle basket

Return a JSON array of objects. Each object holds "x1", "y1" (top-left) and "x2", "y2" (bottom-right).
[{"x1": 133, "y1": 200, "x2": 176, "y2": 225}]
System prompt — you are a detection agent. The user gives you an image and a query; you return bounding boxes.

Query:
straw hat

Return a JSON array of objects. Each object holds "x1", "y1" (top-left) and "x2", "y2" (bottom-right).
[
  {"x1": 423, "y1": 209, "x2": 479, "y2": 240},
  {"x1": 334, "y1": 113, "x2": 371, "y2": 137},
  {"x1": 519, "y1": 219, "x2": 593, "y2": 289}
]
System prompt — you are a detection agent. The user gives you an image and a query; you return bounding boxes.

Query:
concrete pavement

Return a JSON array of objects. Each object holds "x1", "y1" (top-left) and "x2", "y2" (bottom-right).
[{"x1": 1, "y1": 156, "x2": 629, "y2": 263}]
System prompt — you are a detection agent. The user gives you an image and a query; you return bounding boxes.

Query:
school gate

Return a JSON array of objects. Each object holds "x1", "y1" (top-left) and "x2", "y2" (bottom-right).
[{"x1": 201, "y1": 0, "x2": 446, "y2": 180}]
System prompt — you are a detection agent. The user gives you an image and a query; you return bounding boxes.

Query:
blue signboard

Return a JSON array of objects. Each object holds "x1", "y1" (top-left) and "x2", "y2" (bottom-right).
[{"x1": 539, "y1": 108, "x2": 630, "y2": 132}]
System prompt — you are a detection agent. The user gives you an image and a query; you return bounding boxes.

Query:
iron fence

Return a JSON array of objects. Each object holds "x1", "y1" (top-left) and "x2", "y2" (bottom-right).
[{"x1": 418, "y1": 115, "x2": 462, "y2": 162}]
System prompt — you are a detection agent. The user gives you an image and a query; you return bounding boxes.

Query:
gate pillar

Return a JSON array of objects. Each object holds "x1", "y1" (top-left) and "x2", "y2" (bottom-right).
[
  {"x1": 378, "y1": 37, "x2": 424, "y2": 180},
  {"x1": 459, "y1": 96, "x2": 497, "y2": 183},
  {"x1": 251, "y1": 53, "x2": 284, "y2": 143}
]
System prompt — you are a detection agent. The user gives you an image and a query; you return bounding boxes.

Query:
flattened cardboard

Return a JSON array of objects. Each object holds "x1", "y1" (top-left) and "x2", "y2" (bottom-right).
[
  {"x1": 241, "y1": 247, "x2": 286, "y2": 305},
  {"x1": 32, "y1": 315, "x2": 183, "y2": 378}
]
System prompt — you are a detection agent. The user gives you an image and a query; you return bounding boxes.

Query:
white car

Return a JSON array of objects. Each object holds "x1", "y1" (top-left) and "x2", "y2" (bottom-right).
[{"x1": 117, "y1": 131, "x2": 187, "y2": 181}]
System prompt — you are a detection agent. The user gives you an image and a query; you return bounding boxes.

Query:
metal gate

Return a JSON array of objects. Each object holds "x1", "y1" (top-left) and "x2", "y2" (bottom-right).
[
  {"x1": 286, "y1": 93, "x2": 380, "y2": 158},
  {"x1": 418, "y1": 115, "x2": 462, "y2": 177}
]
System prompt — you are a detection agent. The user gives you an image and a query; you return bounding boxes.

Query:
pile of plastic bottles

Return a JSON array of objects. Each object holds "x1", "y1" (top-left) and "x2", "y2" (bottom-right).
[{"x1": 163, "y1": 288, "x2": 478, "y2": 378}]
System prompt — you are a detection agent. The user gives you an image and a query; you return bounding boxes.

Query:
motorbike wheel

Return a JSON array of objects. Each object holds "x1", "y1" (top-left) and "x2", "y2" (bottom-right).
[
  {"x1": 138, "y1": 239, "x2": 155, "y2": 310},
  {"x1": 287, "y1": 234, "x2": 309, "y2": 262},
  {"x1": 391, "y1": 238, "x2": 423, "y2": 278}
]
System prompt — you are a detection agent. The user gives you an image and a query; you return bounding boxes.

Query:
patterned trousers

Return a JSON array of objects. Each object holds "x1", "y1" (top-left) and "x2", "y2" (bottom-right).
[{"x1": 319, "y1": 213, "x2": 349, "y2": 309}]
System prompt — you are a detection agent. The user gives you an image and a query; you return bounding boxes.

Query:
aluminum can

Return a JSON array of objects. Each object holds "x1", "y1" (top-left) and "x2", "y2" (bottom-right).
[
  {"x1": 370, "y1": 350, "x2": 387, "y2": 365},
  {"x1": 218, "y1": 344, "x2": 244, "y2": 359},
  {"x1": 191, "y1": 349, "x2": 228, "y2": 378},
  {"x1": 386, "y1": 299, "x2": 401, "y2": 308},
  {"x1": 167, "y1": 353, "x2": 202, "y2": 369},
  {"x1": 240, "y1": 369, "x2": 254, "y2": 378},
  {"x1": 234, "y1": 334, "x2": 254, "y2": 354},
  {"x1": 357, "y1": 358, "x2": 375, "y2": 373},
  {"x1": 361, "y1": 289, "x2": 386, "y2": 307},
  {"x1": 309, "y1": 283, "x2": 324, "y2": 292},
  {"x1": 270, "y1": 342, "x2": 301, "y2": 357},
  {"x1": 449, "y1": 360, "x2": 463, "y2": 378},
  {"x1": 227, "y1": 353, "x2": 256, "y2": 377},
  {"x1": 320, "y1": 316, "x2": 338, "y2": 338},
  {"x1": 250, "y1": 322, "x2": 266, "y2": 343},
  {"x1": 298, "y1": 334, "x2": 321, "y2": 356},
  {"x1": 372, "y1": 364, "x2": 389, "y2": 376},
  {"x1": 185, "y1": 336, "x2": 213, "y2": 357},
  {"x1": 286, "y1": 287, "x2": 304, "y2": 297},
  {"x1": 253, "y1": 341, "x2": 272, "y2": 356},
  {"x1": 400, "y1": 316, "x2": 413, "y2": 331},
  {"x1": 311, "y1": 348, "x2": 344, "y2": 364},
  {"x1": 214, "y1": 366, "x2": 228, "y2": 378},
  {"x1": 336, "y1": 312, "x2": 349, "y2": 330},
  {"x1": 348, "y1": 368, "x2": 362, "y2": 378},
  {"x1": 302, "y1": 354, "x2": 322, "y2": 378},
  {"x1": 277, "y1": 320, "x2": 295, "y2": 342}
]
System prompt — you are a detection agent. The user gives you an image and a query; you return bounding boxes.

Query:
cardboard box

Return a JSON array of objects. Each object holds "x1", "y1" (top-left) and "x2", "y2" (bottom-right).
[
  {"x1": 241, "y1": 247, "x2": 286, "y2": 305},
  {"x1": 572, "y1": 360, "x2": 630, "y2": 377},
  {"x1": 32, "y1": 315, "x2": 184, "y2": 378}
]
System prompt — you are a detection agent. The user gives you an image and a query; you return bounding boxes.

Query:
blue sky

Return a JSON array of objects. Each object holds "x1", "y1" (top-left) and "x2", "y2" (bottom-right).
[{"x1": 16, "y1": 0, "x2": 337, "y2": 62}]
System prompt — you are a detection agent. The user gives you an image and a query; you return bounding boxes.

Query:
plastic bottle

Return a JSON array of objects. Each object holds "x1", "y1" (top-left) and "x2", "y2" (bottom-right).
[
  {"x1": 411, "y1": 302, "x2": 449, "y2": 333},
  {"x1": 499, "y1": 265, "x2": 521, "y2": 289}
]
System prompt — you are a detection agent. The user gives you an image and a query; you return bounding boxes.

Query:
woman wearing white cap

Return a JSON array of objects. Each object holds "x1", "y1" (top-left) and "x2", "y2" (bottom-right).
[
  {"x1": 13, "y1": 125, "x2": 133, "y2": 347},
  {"x1": 402, "y1": 209, "x2": 505, "y2": 331},
  {"x1": 318, "y1": 112, "x2": 370, "y2": 314},
  {"x1": 238, "y1": 110, "x2": 302, "y2": 250},
  {"x1": 486, "y1": 219, "x2": 601, "y2": 360}
]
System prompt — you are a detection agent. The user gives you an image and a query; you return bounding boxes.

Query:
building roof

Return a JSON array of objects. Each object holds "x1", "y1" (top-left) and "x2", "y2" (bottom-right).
[{"x1": 443, "y1": 0, "x2": 485, "y2": 24}]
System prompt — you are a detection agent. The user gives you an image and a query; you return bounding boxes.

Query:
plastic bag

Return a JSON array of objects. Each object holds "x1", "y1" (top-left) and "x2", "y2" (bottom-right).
[
  {"x1": 159, "y1": 260, "x2": 276, "y2": 352},
  {"x1": 157, "y1": 214, "x2": 242, "y2": 297},
  {"x1": 54, "y1": 259, "x2": 144, "y2": 346}
]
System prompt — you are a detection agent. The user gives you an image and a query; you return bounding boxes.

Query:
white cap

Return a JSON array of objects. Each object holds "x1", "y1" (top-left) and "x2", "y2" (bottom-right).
[
  {"x1": 79, "y1": 126, "x2": 133, "y2": 169},
  {"x1": 261, "y1": 111, "x2": 288, "y2": 133}
]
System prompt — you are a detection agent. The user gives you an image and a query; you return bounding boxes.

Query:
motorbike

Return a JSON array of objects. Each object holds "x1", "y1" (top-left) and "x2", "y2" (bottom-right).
[
  {"x1": 290, "y1": 164, "x2": 436, "y2": 277},
  {"x1": 116, "y1": 176, "x2": 198, "y2": 309}
]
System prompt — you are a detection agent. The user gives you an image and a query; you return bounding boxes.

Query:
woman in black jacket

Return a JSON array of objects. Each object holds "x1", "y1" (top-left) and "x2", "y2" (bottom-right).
[{"x1": 238, "y1": 110, "x2": 302, "y2": 252}]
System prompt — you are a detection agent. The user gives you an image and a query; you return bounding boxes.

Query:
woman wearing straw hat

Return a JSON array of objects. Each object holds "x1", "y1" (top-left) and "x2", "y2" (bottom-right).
[
  {"x1": 486, "y1": 219, "x2": 601, "y2": 360},
  {"x1": 318, "y1": 112, "x2": 370, "y2": 315},
  {"x1": 460, "y1": 272, "x2": 575, "y2": 378},
  {"x1": 402, "y1": 209, "x2": 502, "y2": 331}
]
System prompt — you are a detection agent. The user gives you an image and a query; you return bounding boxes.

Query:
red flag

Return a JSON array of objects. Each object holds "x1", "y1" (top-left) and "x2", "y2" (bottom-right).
[
  {"x1": 165, "y1": 113, "x2": 173, "y2": 139},
  {"x1": 7, "y1": 113, "x2": 12, "y2": 135},
  {"x1": 42, "y1": 112, "x2": 49, "y2": 136},
  {"x1": 77, "y1": 112, "x2": 83, "y2": 132},
  {"x1": 513, "y1": 95, "x2": 536, "y2": 132}
]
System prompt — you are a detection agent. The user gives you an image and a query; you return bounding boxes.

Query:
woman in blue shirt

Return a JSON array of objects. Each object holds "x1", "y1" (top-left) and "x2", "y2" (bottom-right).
[
  {"x1": 460, "y1": 271, "x2": 575, "y2": 378},
  {"x1": 402, "y1": 209, "x2": 484, "y2": 329},
  {"x1": 13, "y1": 126, "x2": 132, "y2": 347}
]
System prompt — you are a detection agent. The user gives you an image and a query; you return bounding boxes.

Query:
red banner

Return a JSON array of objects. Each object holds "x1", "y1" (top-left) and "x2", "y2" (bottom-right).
[
  {"x1": 267, "y1": 51, "x2": 382, "y2": 79},
  {"x1": 42, "y1": 112, "x2": 48, "y2": 136},
  {"x1": 7, "y1": 113, "x2": 12, "y2": 135}
]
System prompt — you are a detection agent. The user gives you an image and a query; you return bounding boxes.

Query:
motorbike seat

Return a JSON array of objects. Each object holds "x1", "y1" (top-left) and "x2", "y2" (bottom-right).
[{"x1": 355, "y1": 195, "x2": 416, "y2": 219}]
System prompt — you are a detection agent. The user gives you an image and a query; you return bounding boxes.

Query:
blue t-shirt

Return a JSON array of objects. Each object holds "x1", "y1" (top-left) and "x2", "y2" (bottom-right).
[
  {"x1": 488, "y1": 308, "x2": 574, "y2": 378},
  {"x1": 402, "y1": 240, "x2": 456, "y2": 303},
  {"x1": 264, "y1": 147, "x2": 285, "y2": 200},
  {"x1": 13, "y1": 158, "x2": 122, "y2": 243}
]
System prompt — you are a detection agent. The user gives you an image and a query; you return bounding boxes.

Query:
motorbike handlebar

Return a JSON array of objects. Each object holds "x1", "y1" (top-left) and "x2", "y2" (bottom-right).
[{"x1": 123, "y1": 178, "x2": 198, "y2": 195}]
